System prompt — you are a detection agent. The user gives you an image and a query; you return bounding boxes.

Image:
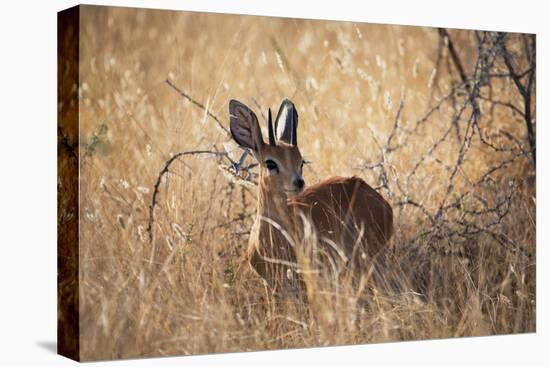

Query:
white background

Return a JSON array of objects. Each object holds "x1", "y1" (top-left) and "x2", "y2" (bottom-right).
[{"x1": 0, "y1": 0, "x2": 547, "y2": 365}]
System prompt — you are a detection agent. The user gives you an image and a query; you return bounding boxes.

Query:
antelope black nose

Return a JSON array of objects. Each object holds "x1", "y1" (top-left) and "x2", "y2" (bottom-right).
[{"x1": 294, "y1": 177, "x2": 305, "y2": 190}]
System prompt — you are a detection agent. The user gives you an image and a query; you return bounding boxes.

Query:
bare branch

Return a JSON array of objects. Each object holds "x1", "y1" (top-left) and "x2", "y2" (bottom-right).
[
  {"x1": 165, "y1": 79, "x2": 230, "y2": 135},
  {"x1": 147, "y1": 149, "x2": 226, "y2": 243},
  {"x1": 438, "y1": 28, "x2": 468, "y2": 85}
]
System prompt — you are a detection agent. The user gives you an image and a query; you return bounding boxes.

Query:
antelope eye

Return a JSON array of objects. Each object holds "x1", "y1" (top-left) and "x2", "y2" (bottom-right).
[{"x1": 265, "y1": 159, "x2": 279, "y2": 173}]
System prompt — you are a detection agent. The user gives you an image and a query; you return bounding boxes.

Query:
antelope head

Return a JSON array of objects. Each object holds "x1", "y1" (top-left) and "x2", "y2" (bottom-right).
[{"x1": 229, "y1": 99, "x2": 305, "y2": 196}]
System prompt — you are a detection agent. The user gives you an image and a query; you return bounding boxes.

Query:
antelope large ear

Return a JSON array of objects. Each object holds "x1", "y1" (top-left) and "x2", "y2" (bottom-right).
[
  {"x1": 229, "y1": 100, "x2": 264, "y2": 153},
  {"x1": 275, "y1": 98, "x2": 298, "y2": 146}
]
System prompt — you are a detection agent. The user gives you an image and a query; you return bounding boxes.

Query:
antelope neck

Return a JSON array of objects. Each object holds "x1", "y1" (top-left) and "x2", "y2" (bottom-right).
[{"x1": 256, "y1": 177, "x2": 291, "y2": 228}]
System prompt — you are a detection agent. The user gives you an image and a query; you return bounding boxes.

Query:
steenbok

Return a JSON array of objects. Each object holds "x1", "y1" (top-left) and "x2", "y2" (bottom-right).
[{"x1": 229, "y1": 98, "x2": 393, "y2": 293}]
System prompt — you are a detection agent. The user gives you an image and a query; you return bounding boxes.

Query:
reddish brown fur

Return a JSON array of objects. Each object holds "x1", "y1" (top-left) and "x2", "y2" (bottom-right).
[
  {"x1": 248, "y1": 175, "x2": 393, "y2": 290},
  {"x1": 229, "y1": 98, "x2": 393, "y2": 290},
  {"x1": 290, "y1": 176, "x2": 393, "y2": 256}
]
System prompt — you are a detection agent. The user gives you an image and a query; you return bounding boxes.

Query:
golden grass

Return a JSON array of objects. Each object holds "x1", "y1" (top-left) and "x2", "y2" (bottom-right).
[{"x1": 75, "y1": 5, "x2": 535, "y2": 360}]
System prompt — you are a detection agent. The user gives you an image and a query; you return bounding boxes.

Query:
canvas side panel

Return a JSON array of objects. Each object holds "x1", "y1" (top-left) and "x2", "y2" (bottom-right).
[{"x1": 57, "y1": 5, "x2": 80, "y2": 362}]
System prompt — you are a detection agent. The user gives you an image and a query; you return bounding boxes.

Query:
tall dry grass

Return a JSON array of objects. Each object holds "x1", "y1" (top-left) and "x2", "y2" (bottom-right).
[{"x1": 75, "y1": 5, "x2": 535, "y2": 360}]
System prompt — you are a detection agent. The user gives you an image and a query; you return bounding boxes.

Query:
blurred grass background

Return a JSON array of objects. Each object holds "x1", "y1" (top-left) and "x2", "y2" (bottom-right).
[{"x1": 75, "y1": 5, "x2": 535, "y2": 360}]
